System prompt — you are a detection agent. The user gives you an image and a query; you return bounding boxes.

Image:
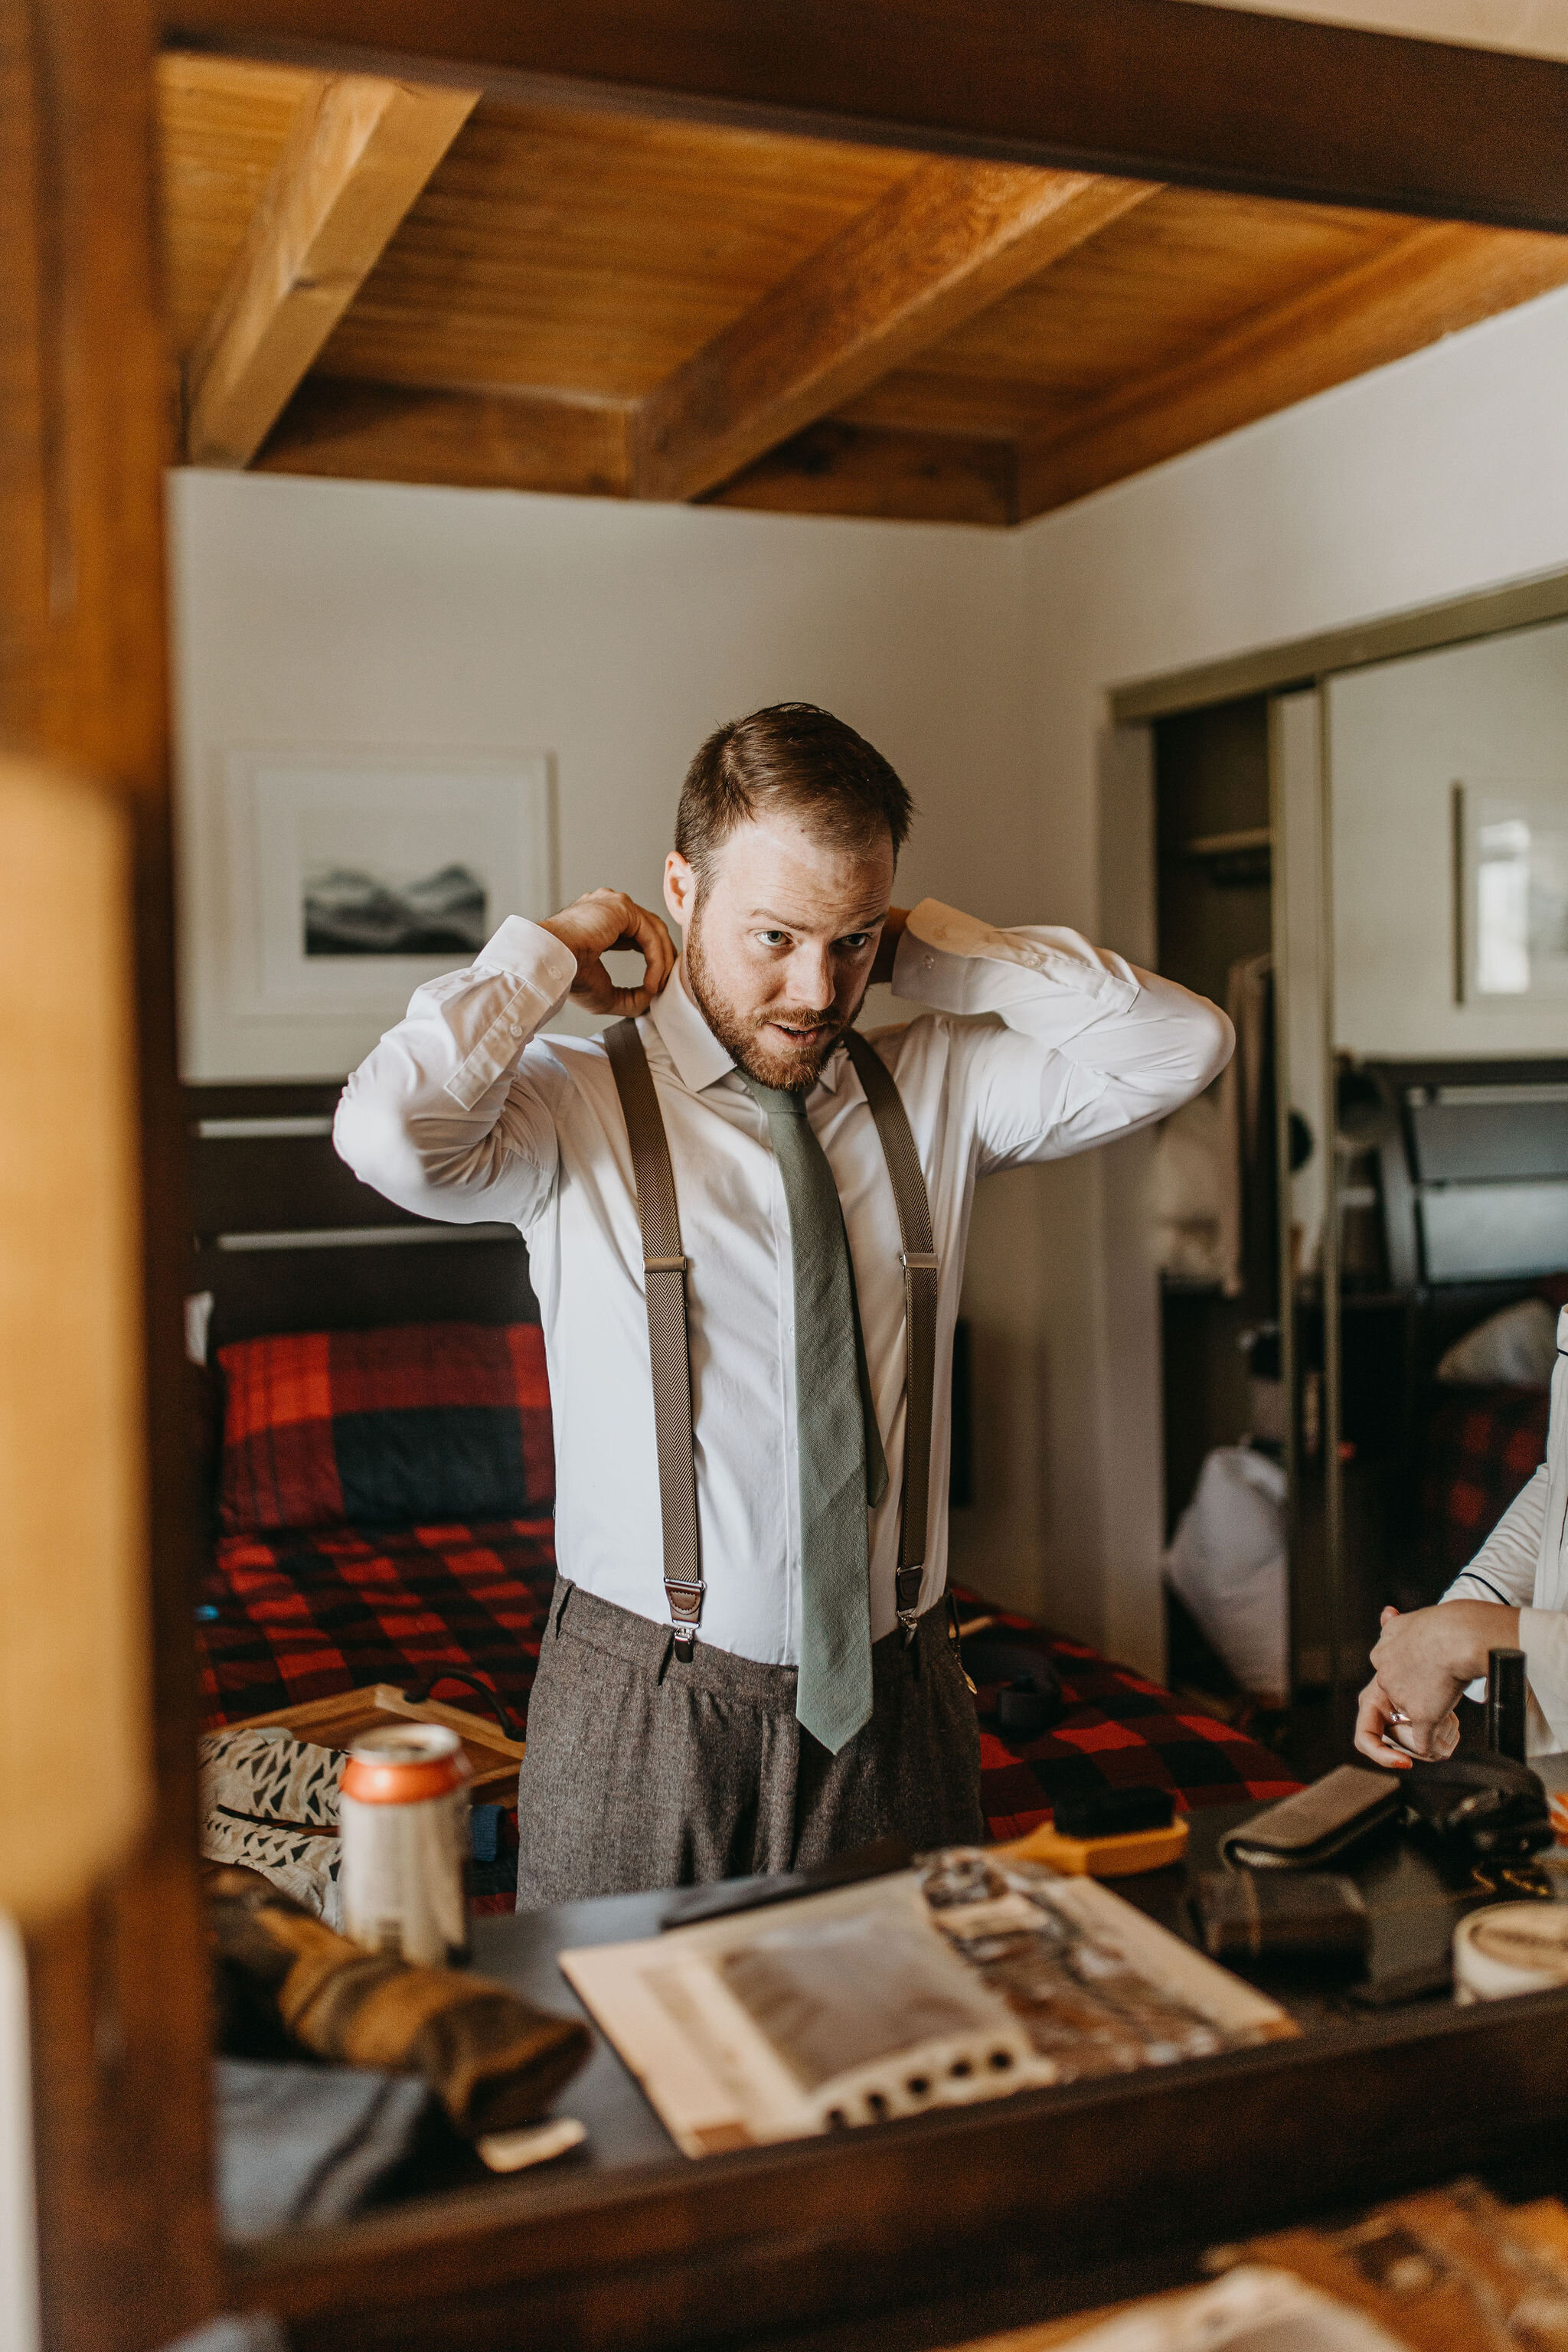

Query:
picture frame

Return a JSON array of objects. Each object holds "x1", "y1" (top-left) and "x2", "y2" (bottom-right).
[
  {"x1": 1454, "y1": 779, "x2": 1568, "y2": 1008},
  {"x1": 180, "y1": 744, "x2": 556, "y2": 1080}
]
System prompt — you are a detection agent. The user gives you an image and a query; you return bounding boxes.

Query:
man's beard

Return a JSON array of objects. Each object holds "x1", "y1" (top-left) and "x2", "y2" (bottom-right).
[{"x1": 685, "y1": 913, "x2": 867, "y2": 1093}]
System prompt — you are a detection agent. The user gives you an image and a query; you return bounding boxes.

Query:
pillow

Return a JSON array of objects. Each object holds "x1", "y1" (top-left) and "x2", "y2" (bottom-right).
[
  {"x1": 218, "y1": 1321, "x2": 553, "y2": 1533},
  {"x1": 1435, "y1": 1297, "x2": 1560, "y2": 1390}
]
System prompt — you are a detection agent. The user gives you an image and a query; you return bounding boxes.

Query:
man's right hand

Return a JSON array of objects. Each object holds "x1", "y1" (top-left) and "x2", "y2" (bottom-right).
[{"x1": 541, "y1": 889, "x2": 677, "y2": 1018}]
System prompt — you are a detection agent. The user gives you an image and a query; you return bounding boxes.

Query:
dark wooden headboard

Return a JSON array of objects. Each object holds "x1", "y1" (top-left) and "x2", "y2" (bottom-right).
[
  {"x1": 1363, "y1": 1057, "x2": 1568, "y2": 1293},
  {"x1": 183, "y1": 1080, "x2": 975, "y2": 1501},
  {"x1": 185, "y1": 1080, "x2": 537, "y2": 1356}
]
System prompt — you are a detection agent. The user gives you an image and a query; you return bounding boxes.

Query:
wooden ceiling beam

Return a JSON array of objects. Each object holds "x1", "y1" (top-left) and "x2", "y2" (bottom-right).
[
  {"x1": 1016, "y1": 220, "x2": 1568, "y2": 522},
  {"x1": 253, "y1": 377, "x2": 1011, "y2": 524},
  {"x1": 633, "y1": 165, "x2": 1155, "y2": 505},
  {"x1": 162, "y1": 2, "x2": 1568, "y2": 238},
  {"x1": 253, "y1": 376, "x2": 634, "y2": 495},
  {"x1": 183, "y1": 71, "x2": 478, "y2": 466},
  {"x1": 705, "y1": 419, "x2": 1017, "y2": 528}
]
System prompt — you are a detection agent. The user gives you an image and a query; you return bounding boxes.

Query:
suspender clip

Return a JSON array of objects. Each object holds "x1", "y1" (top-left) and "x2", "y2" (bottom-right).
[
  {"x1": 666, "y1": 1579, "x2": 705, "y2": 1659},
  {"x1": 895, "y1": 1566, "x2": 924, "y2": 1645},
  {"x1": 900, "y1": 1252, "x2": 938, "y2": 1271}
]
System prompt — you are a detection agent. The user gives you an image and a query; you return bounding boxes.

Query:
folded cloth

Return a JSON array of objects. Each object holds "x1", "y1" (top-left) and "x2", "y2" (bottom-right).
[
  {"x1": 208, "y1": 1866, "x2": 591, "y2": 2137},
  {"x1": 217, "y1": 2056, "x2": 429, "y2": 2239},
  {"x1": 200, "y1": 1727, "x2": 344, "y2": 1925}
]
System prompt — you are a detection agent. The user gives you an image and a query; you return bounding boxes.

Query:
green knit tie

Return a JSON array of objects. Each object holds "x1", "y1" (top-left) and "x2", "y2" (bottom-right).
[{"x1": 738, "y1": 1070, "x2": 888, "y2": 1754}]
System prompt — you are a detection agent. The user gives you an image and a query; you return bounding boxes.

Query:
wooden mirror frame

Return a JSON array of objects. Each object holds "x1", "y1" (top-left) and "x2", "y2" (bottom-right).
[{"x1": 9, "y1": 5, "x2": 1568, "y2": 2346}]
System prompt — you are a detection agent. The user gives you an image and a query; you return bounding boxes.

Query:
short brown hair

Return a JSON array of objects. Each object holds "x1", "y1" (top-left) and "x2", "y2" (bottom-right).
[{"x1": 675, "y1": 703, "x2": 913, "y2": 884}]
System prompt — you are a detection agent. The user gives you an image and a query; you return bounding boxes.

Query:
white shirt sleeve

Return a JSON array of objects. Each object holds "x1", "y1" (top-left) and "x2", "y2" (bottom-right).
[
  {"x1": 1442, "y1": 1465, "x2": 1549, "y2": 1611},
  {"x1": 1441, "y1": 1462, "x2": 1548, "y2": 1705},
  {"x1": 890, "y1": 898, "x2": 1234, "y2": 1172},
  {"x1": 334, "y1": 914, "x2": 579, "y2": 1230}
]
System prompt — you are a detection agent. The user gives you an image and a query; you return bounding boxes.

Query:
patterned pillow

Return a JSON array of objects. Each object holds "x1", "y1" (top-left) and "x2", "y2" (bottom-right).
[{"x1": 218, "y1": 1321, "x2": 554, "y2": 1533}]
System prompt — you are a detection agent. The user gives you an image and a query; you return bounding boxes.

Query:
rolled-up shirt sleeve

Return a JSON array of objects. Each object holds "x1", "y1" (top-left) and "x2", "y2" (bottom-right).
[
  {"x1": 892, "y1": 897, "x2": 1233, "y2": 1172},
  {"x1": 334, "y1": 914, "x2": 577, "y2": 1229},
  {"x1": 1440, "y1": 1465, "x2": 1550, "y2": 1707}
]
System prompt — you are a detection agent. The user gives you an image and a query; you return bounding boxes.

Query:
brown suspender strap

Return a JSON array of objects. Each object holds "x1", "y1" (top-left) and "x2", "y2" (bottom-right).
[
  {"x1": 604, "y1": 1018, "x2": 704, "y2": 1658},
  {"x1": 605, "y1": 1018, "x2": 939, "y2": 1653},
  {"x1": 843, "y1": 1030, "x2": 938, "y2": 1633}
]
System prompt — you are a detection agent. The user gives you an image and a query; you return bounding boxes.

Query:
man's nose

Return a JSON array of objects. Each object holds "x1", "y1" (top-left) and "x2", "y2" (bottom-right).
[{"x1": 783, "y1": 942, "x2": 835, "y2": 1009}]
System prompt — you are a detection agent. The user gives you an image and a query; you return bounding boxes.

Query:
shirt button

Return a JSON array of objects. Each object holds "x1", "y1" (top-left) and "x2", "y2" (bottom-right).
[
  {"x1": 923, "y1": 954, "x2": 936, "y2": 971},
  {"x1": 508, "y1": 1022, "x2": 522, "y2": 1040}
]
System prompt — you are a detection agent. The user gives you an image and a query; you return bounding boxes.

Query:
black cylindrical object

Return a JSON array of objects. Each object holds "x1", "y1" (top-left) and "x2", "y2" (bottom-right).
[{"x1": 1486, "y1": 1646, "x2": 1527, "y2": 1763}]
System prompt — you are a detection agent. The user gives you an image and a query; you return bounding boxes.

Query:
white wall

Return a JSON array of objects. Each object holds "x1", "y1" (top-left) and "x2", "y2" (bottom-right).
[
  {"x1": 169, "y1": 473, "x2": 1070, "y2": 1619},
  {"x1": 169, "y1": 478, "x2": 1043, "y2": 1079},
  {"x1": 1018, "y1": 279, "x2": 1568, "y2": 1669},
  {"x1": 1330, "y1": 620, "x2": 1568, "y2": 1057}
]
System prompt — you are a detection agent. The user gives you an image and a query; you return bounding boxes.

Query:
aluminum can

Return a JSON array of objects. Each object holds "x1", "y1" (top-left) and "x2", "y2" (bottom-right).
[{"x1": 339, "y1": 1722, "x2": 471, "y2": 1966}]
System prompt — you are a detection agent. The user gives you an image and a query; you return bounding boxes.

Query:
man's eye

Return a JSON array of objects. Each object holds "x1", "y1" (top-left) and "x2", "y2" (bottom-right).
[
  {"x1": 759, "y1": 930, "x2": 789, "y2": 947},
  {"x1": 838, "y1": 933, "x2": 872, "y2": 952}
]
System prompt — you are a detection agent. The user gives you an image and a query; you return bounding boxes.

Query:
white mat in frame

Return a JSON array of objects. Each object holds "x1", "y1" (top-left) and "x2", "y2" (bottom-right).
[{"x1": 181, "y1": 743, "x2": 554, "y2": 1081}]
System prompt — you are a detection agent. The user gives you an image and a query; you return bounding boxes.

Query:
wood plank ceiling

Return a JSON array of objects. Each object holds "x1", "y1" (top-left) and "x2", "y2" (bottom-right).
[{"x1": 158, "y1": 51, "x2": 1568, "y2": 528}]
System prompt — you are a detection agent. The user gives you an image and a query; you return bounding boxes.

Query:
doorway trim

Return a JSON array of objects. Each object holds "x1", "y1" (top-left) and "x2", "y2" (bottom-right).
[{"x1": 1111, "y1": 560, "x2": 1568, "y2": 723}]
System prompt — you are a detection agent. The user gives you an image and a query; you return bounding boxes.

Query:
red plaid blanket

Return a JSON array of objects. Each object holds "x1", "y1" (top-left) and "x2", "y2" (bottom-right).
[{"x1": 198, "y1": 1524, "x2": 1298, "y2": 1838}]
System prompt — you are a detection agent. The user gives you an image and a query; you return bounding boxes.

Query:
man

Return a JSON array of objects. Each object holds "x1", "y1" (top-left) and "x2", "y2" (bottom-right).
[
  {"x1": 1354, "y1": 1304, "x2": 1568, "y2": 1764},
  {"x1": 336, "y1": 703, "x2": 1232, "y2": 1902}
]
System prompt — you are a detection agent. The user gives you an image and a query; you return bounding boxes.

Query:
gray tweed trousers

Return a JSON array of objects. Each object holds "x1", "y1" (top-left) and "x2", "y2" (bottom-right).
[{"x1": 514, "y1": 1578, "x2": 984, "y2": 1908}]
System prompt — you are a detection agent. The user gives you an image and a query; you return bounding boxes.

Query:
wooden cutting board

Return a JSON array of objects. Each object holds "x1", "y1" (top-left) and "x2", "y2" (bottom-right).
[{"x1": 224, "y1": 1684, "x2": 526, "y2": 1802}]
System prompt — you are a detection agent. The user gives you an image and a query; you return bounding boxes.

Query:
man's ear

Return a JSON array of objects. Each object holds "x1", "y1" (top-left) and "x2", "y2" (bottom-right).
[{"x1": 664, "y1": 851, "x2": 697, "y2": 936}]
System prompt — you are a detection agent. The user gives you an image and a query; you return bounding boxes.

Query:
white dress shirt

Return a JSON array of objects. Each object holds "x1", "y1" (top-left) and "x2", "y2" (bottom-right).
[
  {"x1": 1442, "y1": 1305, "x2": 1568, "y2": 1752},
  {"x1": 335, "y1": 898, "x2": 1232, "y2": 1666}
]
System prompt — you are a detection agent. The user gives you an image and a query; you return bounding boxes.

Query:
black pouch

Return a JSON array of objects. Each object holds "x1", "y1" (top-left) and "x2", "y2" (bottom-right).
[
  {"x1": 1192, "y1": 1870, "x2": 1369, "y2": 1971},
  {"x1": 1400, "y1": 1753, "x2": 1553, "y2": 1860},
  {"x1": 1217, "y1": 1764, "x2": 1403, "y2": 1871},
  {"x1": 960, "y1": 1638, "x2": 1064, "y2": 1739}
]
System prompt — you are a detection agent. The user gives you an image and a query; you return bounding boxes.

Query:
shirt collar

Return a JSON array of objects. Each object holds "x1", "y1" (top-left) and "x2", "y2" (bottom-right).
[{"x1": 645, "y1": 965, "x2": 848, "y2": 1097}]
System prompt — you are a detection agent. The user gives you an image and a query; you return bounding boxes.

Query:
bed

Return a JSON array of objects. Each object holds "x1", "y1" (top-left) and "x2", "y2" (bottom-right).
[{"x1": 189, "y1": 1082, "x2": 1299, "y2": 1913}]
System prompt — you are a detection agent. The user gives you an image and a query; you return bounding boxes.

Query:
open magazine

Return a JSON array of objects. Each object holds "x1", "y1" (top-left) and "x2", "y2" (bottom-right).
[{"x1": 560, "y1": 1847, "x2": 1294, "y2": 2158}]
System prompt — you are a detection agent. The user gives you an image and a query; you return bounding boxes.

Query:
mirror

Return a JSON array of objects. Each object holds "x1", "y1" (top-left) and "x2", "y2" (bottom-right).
[
  {"x1": 1154, "y1": 623, "x2": 1568, "y2": 1766},
  {"x1": 1321, "y1": 621, "x2": 1568, "y2": 1734}
]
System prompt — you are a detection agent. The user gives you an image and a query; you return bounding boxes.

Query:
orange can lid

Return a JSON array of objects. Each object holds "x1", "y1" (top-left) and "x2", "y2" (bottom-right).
[{"x1": 340, "y1": 1722, "x2": 471, "y2": 1805}]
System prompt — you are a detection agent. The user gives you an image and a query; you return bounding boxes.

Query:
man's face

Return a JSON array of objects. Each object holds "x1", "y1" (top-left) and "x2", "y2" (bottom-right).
[{"x1": 664, "y1": 813, "x2": 894, "y2": 1091}]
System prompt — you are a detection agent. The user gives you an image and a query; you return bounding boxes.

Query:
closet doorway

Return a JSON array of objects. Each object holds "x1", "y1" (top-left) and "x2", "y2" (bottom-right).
[{"x1": 1132, "y1": 590, "x2": 1568, "y2": 1766}]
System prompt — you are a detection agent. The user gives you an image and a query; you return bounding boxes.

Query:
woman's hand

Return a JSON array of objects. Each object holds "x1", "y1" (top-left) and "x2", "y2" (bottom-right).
[
  {"x1": 541, "y1": 888, "x2": 678, "y2": 1018},
  {"x1": 1354, "y1": 1667, "x2": 1414, "y2": 1768},
  {"x1": 1354, "y1": 1599, "x2": 1517, "y2": 1765}
]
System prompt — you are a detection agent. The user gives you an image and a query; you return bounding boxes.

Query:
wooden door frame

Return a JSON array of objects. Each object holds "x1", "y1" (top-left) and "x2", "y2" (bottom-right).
[
  {"x1": 3, "y1": 5, "x2": 219, "y2": 2349},
  {"x1": 11, "y1": 4, "x2": 1568, "y2": 2344},
  {"x1": 166, "y1": 0, "x2": 1568, "y2": 234}
]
